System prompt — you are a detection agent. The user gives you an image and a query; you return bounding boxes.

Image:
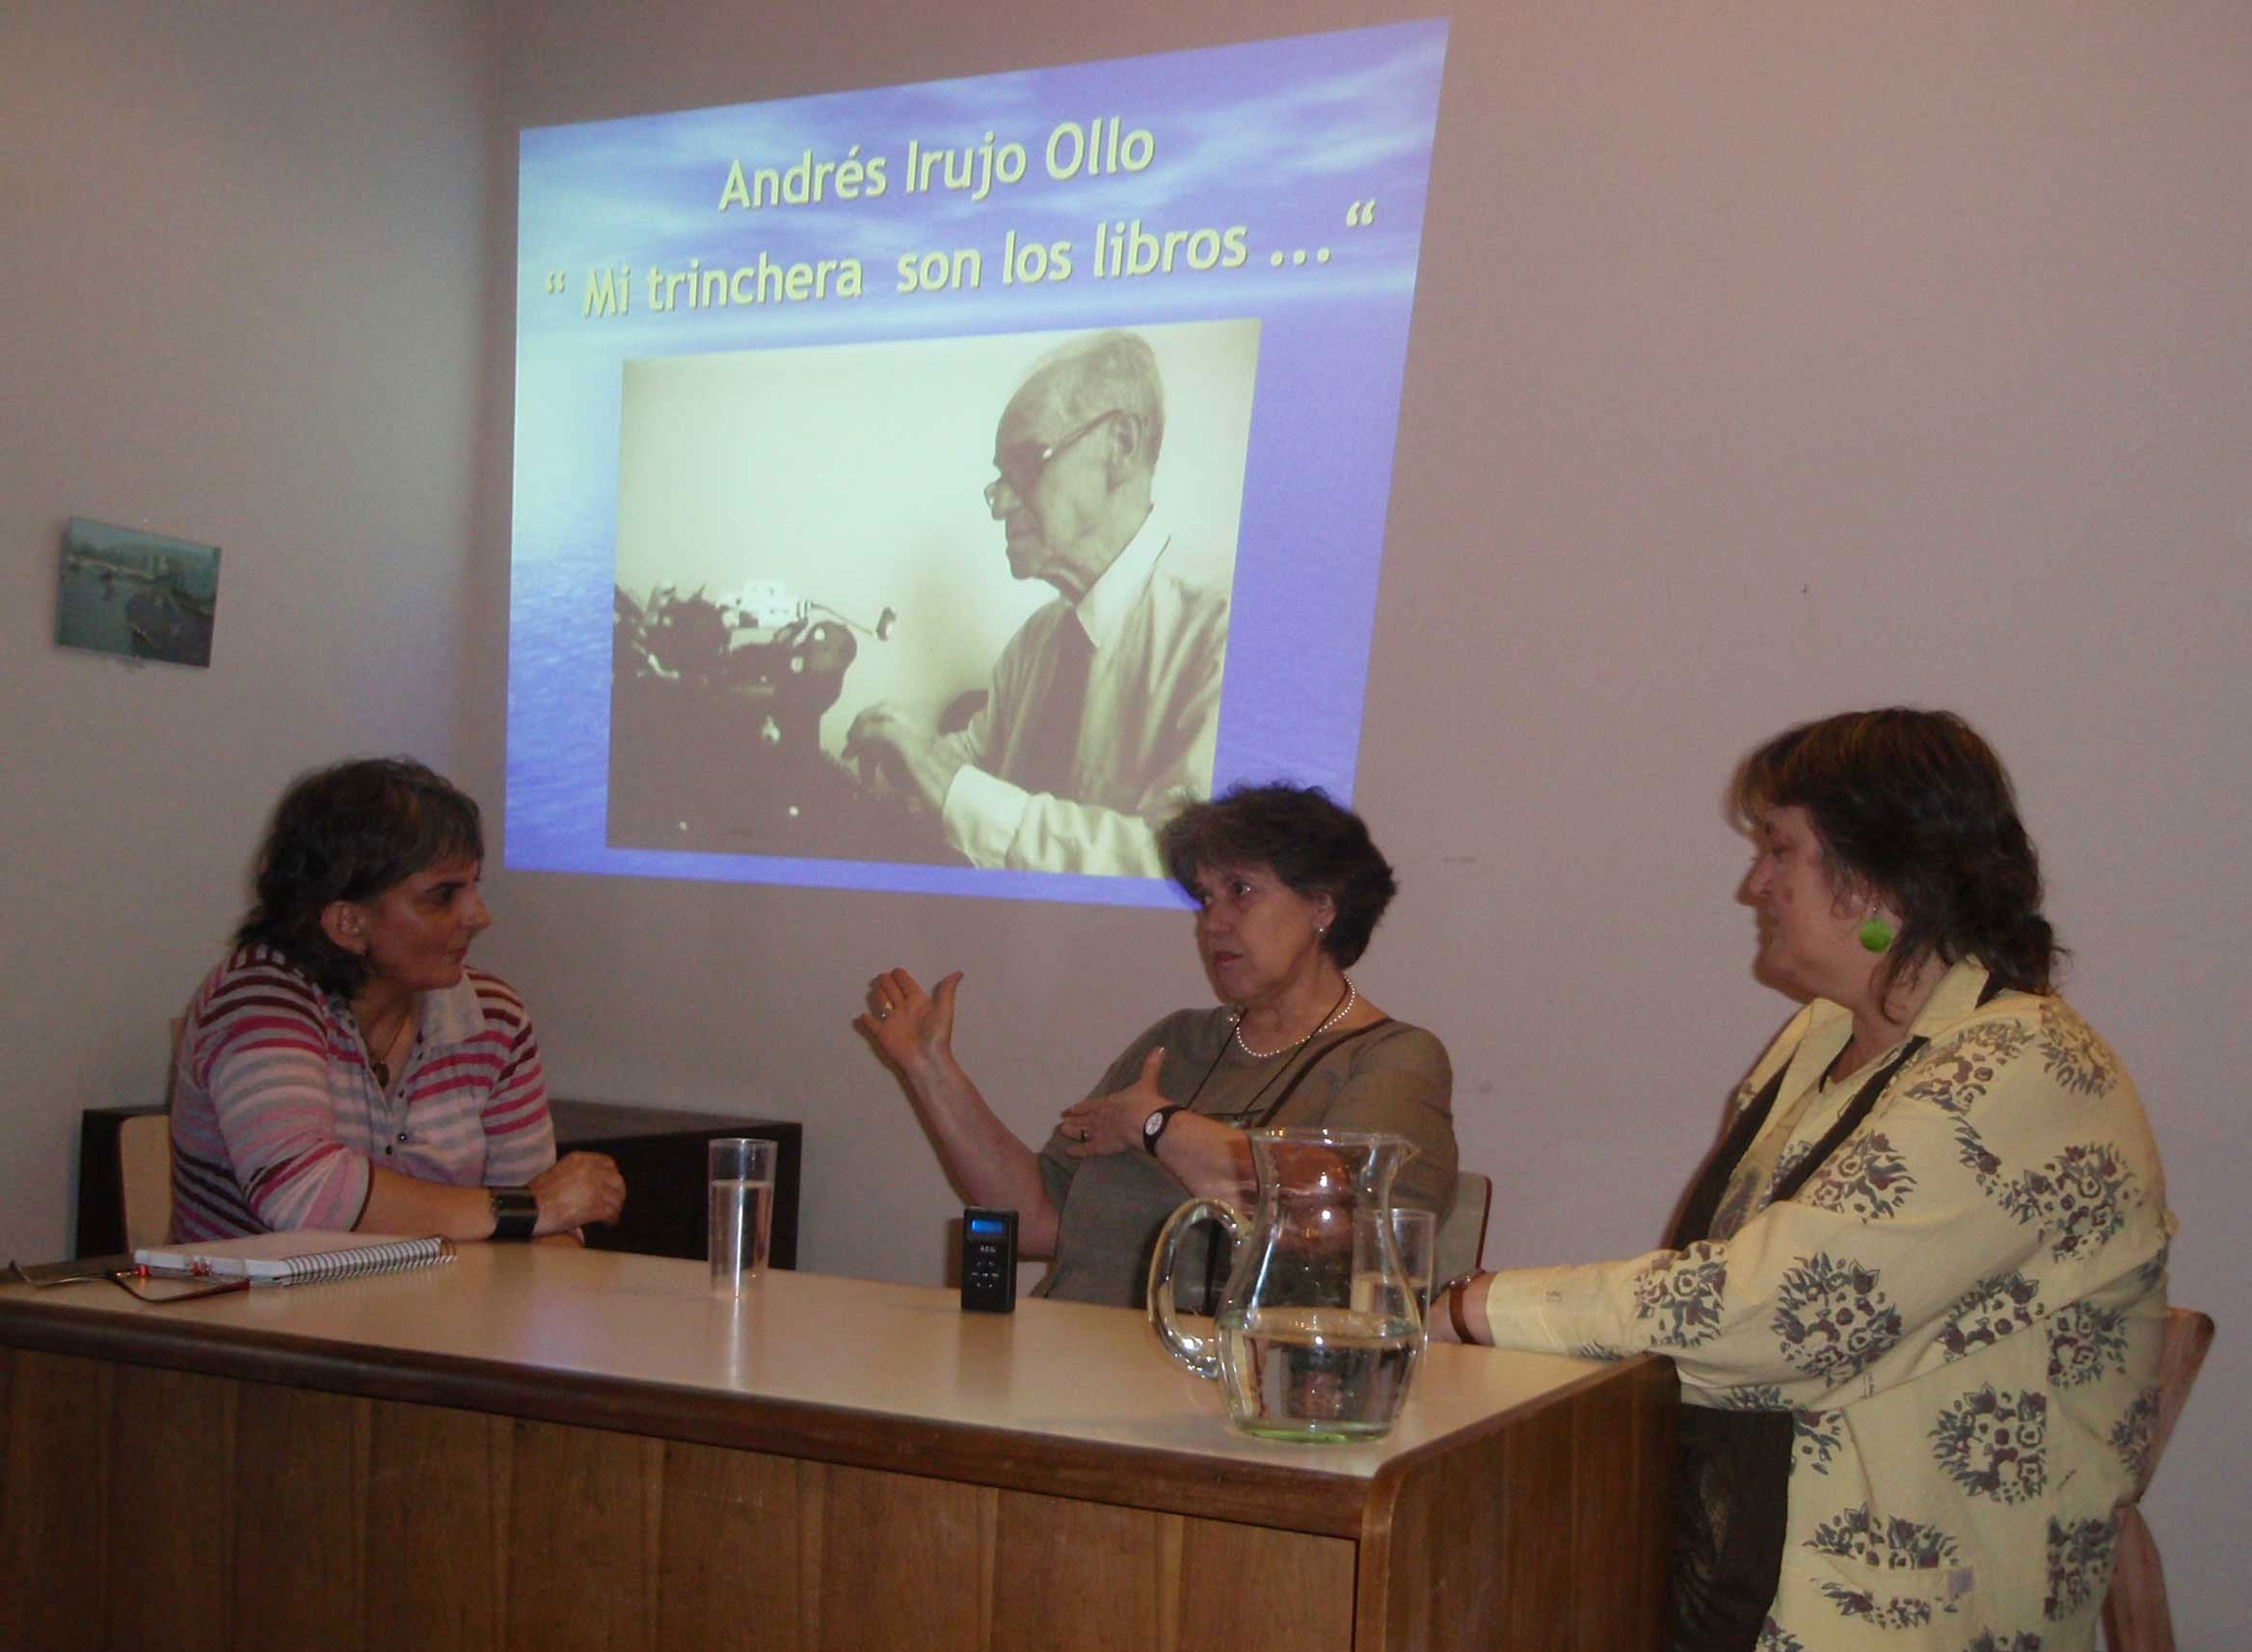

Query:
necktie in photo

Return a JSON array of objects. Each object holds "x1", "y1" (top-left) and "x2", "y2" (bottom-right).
[{"x1": 1016, "y1": 614, "x2": 1092, "y2": 797}]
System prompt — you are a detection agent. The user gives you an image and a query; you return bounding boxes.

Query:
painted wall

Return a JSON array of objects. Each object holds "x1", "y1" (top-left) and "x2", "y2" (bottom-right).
[
  {"x1": 2, "y1": 0, "x2": 2242, "y2": 1641},
  {"x1": 0, "y1": 1, "x2": 492, "y2": 1254},
  {"x1": 475, "y1": 2, "x2": 2249, "y2": 1641}
]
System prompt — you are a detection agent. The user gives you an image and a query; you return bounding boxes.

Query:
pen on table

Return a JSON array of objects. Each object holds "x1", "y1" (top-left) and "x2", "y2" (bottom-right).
[{"x1": 119, "y1": 1264, "x2": 253, "y2": 1300}]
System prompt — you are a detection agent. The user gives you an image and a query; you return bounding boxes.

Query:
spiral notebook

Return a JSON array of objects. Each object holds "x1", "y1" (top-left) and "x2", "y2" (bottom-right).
[{"x1": 132, "y1": 1231, "x2": 456, "y2": 1285}]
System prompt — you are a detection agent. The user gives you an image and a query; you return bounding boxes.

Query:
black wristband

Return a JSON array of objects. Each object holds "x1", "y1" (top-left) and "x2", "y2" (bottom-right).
[
  {"x1": 1141, "y1": 1105, "x2": 1188, "y2": 1155},
  {"x1": 489, "y1": 1186, "x2": 539, "y2": 1241}
]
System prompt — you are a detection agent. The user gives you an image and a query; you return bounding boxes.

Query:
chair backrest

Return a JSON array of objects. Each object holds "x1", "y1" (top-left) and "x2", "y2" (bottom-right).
[
  {"x1": 119, "y1": 1111, "x2": 174, "y2": 1252},
  {"x1": 2102, "y1": 1305, "x2": 2216, "y2": 1652},
  {"x1": 1434, "y1": 1170, "x2": 1492, "y2": 1284},
  {"x1": 2137, "y1": 1305, "x2": 2215, "y2": 1498}
]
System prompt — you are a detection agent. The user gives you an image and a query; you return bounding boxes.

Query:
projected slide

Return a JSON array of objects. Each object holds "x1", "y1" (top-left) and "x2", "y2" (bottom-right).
[{"x1": 512, "y1": 19, "x2": 1447, "y2": 904}]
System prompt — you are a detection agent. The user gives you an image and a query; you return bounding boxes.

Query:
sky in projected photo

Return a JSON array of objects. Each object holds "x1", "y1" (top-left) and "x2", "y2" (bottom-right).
[{"x1": 511, "y1": 19, "x2": 1449, "y2": 905}]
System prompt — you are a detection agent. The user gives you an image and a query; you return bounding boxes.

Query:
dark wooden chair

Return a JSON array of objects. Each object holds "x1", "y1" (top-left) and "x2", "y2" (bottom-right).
[{"x1": 2102, "y1": 1306, "x2": 2215, "y2": 1652}]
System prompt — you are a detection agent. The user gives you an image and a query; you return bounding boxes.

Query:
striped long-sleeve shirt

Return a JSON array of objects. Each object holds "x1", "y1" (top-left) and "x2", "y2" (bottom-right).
[{"x1": 168, "y1": 946, "x2": 556, "y2": 1239}]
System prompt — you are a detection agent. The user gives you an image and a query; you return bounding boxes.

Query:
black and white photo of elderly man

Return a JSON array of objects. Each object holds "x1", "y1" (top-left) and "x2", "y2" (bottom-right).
[{"x1": 846, "y1": 330, "x2": 1230, "y2": 876}]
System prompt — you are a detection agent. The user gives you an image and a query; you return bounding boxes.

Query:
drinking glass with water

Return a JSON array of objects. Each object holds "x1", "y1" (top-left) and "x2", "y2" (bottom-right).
[{"x1": 708, "y1": 1136, "x2": 776, "y2": 1297}]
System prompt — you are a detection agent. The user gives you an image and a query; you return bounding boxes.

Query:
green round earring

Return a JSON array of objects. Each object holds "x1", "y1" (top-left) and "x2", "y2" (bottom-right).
[{"x1": 1859, "y1": 916, "x2": 1894, "y2": 953}]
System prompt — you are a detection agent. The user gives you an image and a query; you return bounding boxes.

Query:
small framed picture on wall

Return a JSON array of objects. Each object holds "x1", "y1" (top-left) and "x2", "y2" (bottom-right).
[{"x1": 56, "y1": 518, "x2": 221, "y2": 669}]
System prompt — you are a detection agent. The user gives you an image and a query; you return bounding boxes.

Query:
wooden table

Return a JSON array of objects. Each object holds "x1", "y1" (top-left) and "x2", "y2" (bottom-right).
[{"x1": 0, "y1": 1247, "x2": 1672, "y2": 1652}]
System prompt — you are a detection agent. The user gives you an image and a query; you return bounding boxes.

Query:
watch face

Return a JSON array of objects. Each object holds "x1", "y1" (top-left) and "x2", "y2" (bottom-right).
[{"x1": 1143, "y1": 1108, "x2": 1166, "y2": 1139}]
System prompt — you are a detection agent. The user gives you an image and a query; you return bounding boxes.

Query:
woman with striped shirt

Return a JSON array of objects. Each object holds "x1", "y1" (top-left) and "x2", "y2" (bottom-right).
[{"x1": 169, "y1": 758, "x2": 623, "y2": 1243}]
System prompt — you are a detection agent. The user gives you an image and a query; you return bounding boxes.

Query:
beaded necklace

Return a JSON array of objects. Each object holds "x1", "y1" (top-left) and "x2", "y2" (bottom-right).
[{"x1": 1232, "y1": 975, "x2": 1354, "y2": 1060}]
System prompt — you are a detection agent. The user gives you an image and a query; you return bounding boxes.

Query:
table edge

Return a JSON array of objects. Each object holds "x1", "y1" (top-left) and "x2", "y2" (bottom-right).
[{"x1": 1, "y1": 1294, "x2": 1384, "y2": 1534}]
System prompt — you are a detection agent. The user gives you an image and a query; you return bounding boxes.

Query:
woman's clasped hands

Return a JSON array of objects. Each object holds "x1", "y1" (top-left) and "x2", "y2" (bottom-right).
[{"x1": 527, "y1": 1151, "x2": 628, "y2": 1231}]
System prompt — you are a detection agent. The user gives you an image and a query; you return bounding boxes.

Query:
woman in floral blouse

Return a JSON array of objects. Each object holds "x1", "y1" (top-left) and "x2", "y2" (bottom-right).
[{"x1": 1438, "y1": 708, "x2": 2172, "y2": 1652}]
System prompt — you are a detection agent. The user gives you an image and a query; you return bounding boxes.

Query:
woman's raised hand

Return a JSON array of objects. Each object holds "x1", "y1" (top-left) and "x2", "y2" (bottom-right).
[{"x1": 858, "y1": 967, "x2": 961, "y2": 1073}]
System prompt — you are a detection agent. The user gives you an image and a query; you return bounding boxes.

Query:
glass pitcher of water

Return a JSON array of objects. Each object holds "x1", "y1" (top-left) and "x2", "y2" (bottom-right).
[{"x1": 1146, "y1": 1127, "x2": 1422, "y2": 1442}]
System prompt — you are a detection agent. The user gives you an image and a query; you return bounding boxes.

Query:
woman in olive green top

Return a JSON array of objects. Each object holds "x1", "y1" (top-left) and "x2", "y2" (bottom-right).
[{"x1": 858, "y1": 784, "x2": 1456, "y2": 1308}]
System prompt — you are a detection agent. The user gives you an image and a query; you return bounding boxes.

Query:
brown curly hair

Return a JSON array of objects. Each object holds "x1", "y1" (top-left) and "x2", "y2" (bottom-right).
[
  {"x1": 235, "y1": 757, "x2": 483, "y2": 999},
  {"x1": 1734, "y1": 708, "x2": 2061, "y2": 997},
  {"x1": 1159, "y1": 784, "x2": 1398, "y2": 967}
]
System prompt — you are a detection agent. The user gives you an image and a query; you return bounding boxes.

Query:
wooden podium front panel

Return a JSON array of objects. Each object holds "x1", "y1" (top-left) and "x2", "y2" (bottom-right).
[
  {"x1": 0, "y1": 1349, "x2": 1367, "y2": 1652},
  {"x1": 1356, "y1": 1357, "x2": 1675, "y2": 1649},
  {"x1": 103, "y1": 1364, "x2": 237, "y2": 1652},
  {"x1": 0, "y1": 1253, "x2": 1670, "y2": 1652},
  {"x1": 655, "y1": 1442, "x2": 806, "y2": 1652}
]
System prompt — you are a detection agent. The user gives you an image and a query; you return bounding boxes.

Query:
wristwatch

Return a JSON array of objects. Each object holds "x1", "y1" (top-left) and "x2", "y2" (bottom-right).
[
  {"x1": 488, "y1": 1186, "x2": 539, "y2": 1241},
  {"x1": 1141, "y1": 1105, "x2": 1188, "y2": 1155}
]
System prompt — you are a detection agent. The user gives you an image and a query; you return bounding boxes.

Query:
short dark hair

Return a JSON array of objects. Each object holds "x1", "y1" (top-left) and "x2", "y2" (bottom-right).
[
  {"x1": 235, "y1": 757, "x2": 484, "y2": 1000},
  {"x1": 1733, "y1": 708, "x2": 2061, "y2": 997},
  {"x1": 1159, "y1": 784, "x2": 1398, "y2": 967}
]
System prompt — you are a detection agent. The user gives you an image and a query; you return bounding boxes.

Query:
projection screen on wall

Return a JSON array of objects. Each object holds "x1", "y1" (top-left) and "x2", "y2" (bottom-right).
[{"x1": 509, "y1": 19, "x2": 1449, "y2": 905}]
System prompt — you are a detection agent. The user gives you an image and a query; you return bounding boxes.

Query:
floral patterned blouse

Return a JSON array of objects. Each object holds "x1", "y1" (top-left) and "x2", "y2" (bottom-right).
[{"x1": 1480, "y1": 959, "x2": 2174, "y2": 1652}]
